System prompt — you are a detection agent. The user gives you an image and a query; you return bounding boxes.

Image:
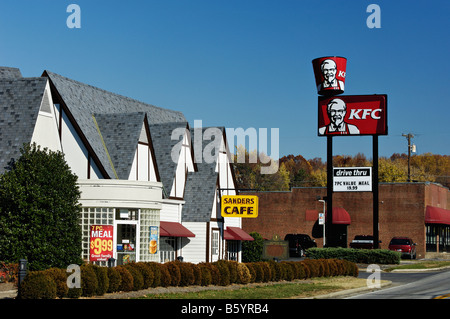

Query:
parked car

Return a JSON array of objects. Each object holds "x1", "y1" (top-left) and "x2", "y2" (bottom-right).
[
  {"x1": 388, "y1": 237, "x2": 416, "y2": 259},
  {"x1": 349, "y1": 235, "x2": 381, "y2": 249},
  {"x1": 284, "y1": 234, "x2": 317, "y2": 257}
]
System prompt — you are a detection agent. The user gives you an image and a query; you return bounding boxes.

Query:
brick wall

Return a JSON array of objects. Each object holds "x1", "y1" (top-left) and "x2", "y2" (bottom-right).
[{"x1": 242, "y1": 183, "x2": 449, "y2": 259}]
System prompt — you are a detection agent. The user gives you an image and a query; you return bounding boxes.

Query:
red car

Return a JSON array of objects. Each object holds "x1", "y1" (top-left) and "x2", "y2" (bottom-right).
[{"x1": 388, "y1": 237, "x2": 416, "y2": 259}]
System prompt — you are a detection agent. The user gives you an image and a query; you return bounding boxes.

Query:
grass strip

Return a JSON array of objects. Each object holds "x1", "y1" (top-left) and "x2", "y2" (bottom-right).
[
  {"x1": 138, "y1": 277, "x2": 367, "y2": 299},
  {"x1": 385, "y1": 260, "x2": 450, "y2": 272}
]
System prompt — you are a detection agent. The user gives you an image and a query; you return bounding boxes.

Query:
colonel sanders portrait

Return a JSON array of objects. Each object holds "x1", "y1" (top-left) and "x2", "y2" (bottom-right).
[
  {"x1": 319, "y1": 98, "x2": 360, "y2": 135},
  {"x1": 317, "y1": 59, "x2": 345, "y2": 92}
]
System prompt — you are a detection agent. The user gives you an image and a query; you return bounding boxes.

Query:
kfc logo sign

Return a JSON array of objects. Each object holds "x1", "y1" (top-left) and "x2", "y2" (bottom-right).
[
  {"x1": 312, "y1": 56, "x2": 347, "y2": 96},
  {"x1": 318, "y1": 95, "x2": 387, "y2": 136}
]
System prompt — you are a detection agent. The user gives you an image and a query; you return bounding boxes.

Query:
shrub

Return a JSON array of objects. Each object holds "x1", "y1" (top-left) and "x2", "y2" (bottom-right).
[
  {"x1": 144, "y1": 262, "x2": 161, "y2": 287},
  {"x1": 279, "y1": 262, "x2": 294, "y2": 281},
  {"x1": 0, "y1": 262, "x2": 18, "y2": 284},
  {"x1": 306, "y1": 247, "x2": 401, "y2": 264},
  {"x1": 242, "y1": 232, "x2": 264, "y2": 262},
  {"x1": 165, "y1": 261, "x2": 181, "y2": 286},
  {"x1": 91, "y1": 265, "x2": 109, "y2": 296},
  {"x1": 237, "y1": 263, "x2": 251, "y2": 284},
  {"x1": 44, "y1": 268, "x2": 68, "y2": 298},
  {"x1": 107, "y1": 267, "x2": 121, "y2": 293},
  {"x1": 131, "y1": 262, "x2": 154, "y2": 289},
  {"x1": 245, "y1": 263, "x2": 256, "y2": 283},
  {"x1": 192, "y1": 264, "x2": 202, "y2": 286},
  {"x1": 226, "y1": 261, "x2": 239, "y2": 284},
  {"x1": 200, "y1": 263, "x2": 220, "y2": 285},
  {"x1": 258, "y1": 262, "x2": 272, "y2": 282},
  {"x1": 177, "y1": 262, "x2": 195, "y2": 287},
  {"x1": 248, "y1": 262, "x2": 264, "y2": 282},
  {"x1": 116, "y1": 265, "x2": 134, "y2": 292},
  {"x1": 19, "y1": 271, "x2": 57, "y2": 299},
  {"x1": 214, "y1": 261, "x2": 230, "y2": 286},
  {"x1": 80, "y1": 264, "x2": 98, "y2": 297},
  {"x1": 125, "y1": 264, "x2": 144, "y2": 291},
  {"x1": 197, "y1": 263, "x2": 212, "y2": 286},
  {"x1": 157, "y1": 264, "x2": 171, "y2": 287}
]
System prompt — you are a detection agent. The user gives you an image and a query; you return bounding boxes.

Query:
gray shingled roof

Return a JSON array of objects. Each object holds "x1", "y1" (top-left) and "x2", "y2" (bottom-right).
[
  {"x1": 182, "y1": 127, "x2": 225, "y2": 222},
  {"x1": 149, "y1": 121, "x2": 190, "y2": 196},
  {"x1": 94, "y1": 112, "x2": 146, "y2": 180},
  {"x1": 0, "y1": 67, "x2": 22, "y2": 79},
  {"x1": 44, "y1": 70, "x2": 187, "y2": 179},
  {"x1": 0, "y1": 71, "x2": 48, "y2": 173}
]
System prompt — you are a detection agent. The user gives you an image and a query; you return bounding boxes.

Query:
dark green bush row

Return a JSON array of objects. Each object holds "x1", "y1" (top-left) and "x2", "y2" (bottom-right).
[
  {"x1": 306, "y1": 247, "x2": 401, "y2": 264},
  {"x1": 18, "y1": 258, "x2": 358, "y2": 299}
]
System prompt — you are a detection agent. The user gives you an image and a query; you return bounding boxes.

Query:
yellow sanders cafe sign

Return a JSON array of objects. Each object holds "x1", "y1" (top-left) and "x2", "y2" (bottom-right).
[{"x1": 221, "y1": 195, "x2": 258, "y2": 218}]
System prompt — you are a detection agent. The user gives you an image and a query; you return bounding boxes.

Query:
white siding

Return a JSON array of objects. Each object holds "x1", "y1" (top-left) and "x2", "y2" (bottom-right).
[
  {"x1": 181, "y1": 222, "x2": 207, "y2": 264},
  {"x1": 128, "y1": 125, "x2": 158, "y2": 182},
  {"x1": 170, "y1": 129, "x2": 195, "y2": 198},
  {"x1": 54, "y1": 105, "x2": 93, "y2": 179},
  {"x1": 160, "y1": 200, "x2": 182, "y2": 223},
  {"x1": 31, "y1": 83, "x2": 61, "y2": 153}
]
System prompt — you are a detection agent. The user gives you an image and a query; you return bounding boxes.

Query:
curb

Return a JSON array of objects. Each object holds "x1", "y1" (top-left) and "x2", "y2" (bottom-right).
[
  {"x1": 303, "y1": 280, "x2": 393, "y2": 299},
  {"x1": 0, "y1": 290, "x2": 17, "y2": 299}
]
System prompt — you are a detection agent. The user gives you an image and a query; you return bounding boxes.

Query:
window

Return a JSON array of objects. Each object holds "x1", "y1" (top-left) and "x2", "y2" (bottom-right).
[
  {"x1": 160, "y1": 237, "x2": 176, "y2": 262},
  {"x1": 212, "y1": 230, "x2": 220, "y2": 261},
  {"x1": 227, "y1": 240, "x2": 239, "y2": 261}
]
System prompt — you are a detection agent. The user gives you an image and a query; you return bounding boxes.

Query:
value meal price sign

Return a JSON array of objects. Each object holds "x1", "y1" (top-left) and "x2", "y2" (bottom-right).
[
  {"x1": 333, "y1": 167, "x2": 372, "y2": 192},
  {"x1": 90, "y1": 225, "x2": 114, "y2": 262}
]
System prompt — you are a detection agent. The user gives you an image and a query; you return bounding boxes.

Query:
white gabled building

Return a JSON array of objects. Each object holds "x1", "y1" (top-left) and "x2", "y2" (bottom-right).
[{"x1": 0, "y1": 66, "x2": 253, "y2": 266}]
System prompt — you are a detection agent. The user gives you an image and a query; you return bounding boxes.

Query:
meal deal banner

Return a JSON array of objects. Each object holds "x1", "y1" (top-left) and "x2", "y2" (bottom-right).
[
  {"x1": 90, "y1": 225, "x2": 113, "y2": 261},
  {"x1": 221, "y1": 195, "x2": 258, "y2": 218},
  {"x1": 318, "y1": 95, "x2": 387, "y2": 136}
]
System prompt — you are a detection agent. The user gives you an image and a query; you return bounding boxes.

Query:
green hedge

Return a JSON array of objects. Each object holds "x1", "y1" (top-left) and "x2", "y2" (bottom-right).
[
  {"x1": 17, "y1": 258, "x2": 359, "y2": 299},
  {"x1": 306, "y1": 247, "x2": 401, "y2": 264}
]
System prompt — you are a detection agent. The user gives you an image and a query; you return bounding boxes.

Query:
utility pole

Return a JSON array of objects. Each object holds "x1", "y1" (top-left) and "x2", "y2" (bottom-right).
[{"x1": 402, "y1": 133, "x2": 414, "y2": 182}]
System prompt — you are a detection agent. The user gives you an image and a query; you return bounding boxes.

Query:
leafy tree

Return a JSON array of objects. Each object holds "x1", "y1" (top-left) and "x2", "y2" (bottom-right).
[
  {"x1": 242, "y1": 232, "x2": 264, "y2": 262},
  {"x1": 233, "y1": 146, "x2": 290, "y2": 191},
  {"x1": 0, "y1": 143, "x2": 82, "y2": 270}
]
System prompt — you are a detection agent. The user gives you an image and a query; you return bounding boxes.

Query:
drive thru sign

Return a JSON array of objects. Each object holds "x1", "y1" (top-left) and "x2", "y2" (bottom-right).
[
  {"x1": 333, "y1": 167, "x2": 372, "y2": 192},
  {"x1": 221, "y1": 195, "x2": 258, "y2": 218}
]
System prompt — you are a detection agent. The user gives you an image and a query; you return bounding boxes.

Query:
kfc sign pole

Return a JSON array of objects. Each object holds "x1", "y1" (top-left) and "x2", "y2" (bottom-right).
[{"x1": 312, "y1": 56, "x2": 387, "y2": 249}]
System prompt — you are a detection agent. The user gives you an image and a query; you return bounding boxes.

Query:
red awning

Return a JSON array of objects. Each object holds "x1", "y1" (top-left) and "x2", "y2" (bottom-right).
[
  {"x1": 425, "y1": 206, "x2": 450, "y2": 225},
  {"x1": 160, "y1": 221, "x2": 195, "y2": 238},
  {"x1": 326, "y1": 207, "x2": 351, "y2": 225},
  {"x1": 224, "y1": 227, "x2": 254, "y2": 241}
]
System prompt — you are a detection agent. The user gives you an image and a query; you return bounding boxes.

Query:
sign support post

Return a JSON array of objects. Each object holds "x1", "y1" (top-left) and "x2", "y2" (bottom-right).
[
  {"x1": 372, "y1": 135, "x2": 379, "y2": 249},
  {"x1": 326, "y1": 136, "x2": 334, "y2": 247}
]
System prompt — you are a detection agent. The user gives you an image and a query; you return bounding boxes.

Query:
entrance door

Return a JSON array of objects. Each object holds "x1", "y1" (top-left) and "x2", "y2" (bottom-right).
[{"x1": 115, "y1": 221, "x2": 138, "y2": 265}]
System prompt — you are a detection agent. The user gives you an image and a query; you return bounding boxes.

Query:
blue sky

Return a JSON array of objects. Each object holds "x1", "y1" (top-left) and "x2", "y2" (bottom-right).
[{"x1": 1, "y1": 0, "x2": 449, "y2": 160}]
